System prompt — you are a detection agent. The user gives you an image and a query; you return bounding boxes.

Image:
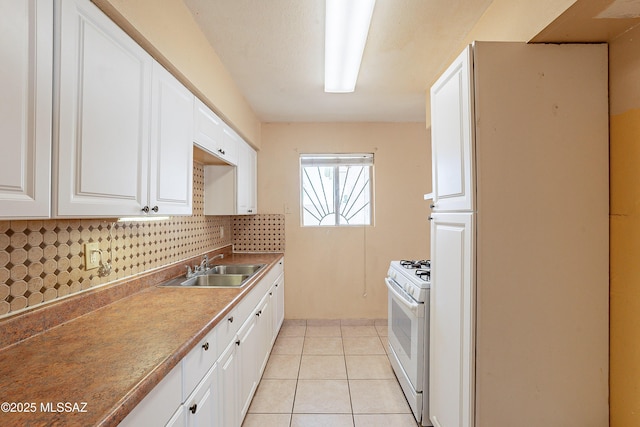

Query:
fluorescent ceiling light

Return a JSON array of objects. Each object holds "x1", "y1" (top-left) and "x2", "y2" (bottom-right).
[{"x1": 324, "y1": 0, "x2": 376, "y2": 93}]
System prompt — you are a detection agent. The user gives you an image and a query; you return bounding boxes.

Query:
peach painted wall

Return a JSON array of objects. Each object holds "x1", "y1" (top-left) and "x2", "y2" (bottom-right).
[
  {"x1": 425, "y1": 0, "x2": 578, "y2": 123},
  {"x1": 259, "y1": 123, "x2": 430, "y2": 319},
  {"x1": 91, "y1": 0, "x2": 261, "y2": 148},
  {"x1": 609, "y1": 23, "x2": 640, "y2": 427}
]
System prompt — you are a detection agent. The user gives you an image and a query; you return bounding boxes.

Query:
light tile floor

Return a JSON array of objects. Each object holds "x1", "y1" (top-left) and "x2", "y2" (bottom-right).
[{"x1": 243, "y1": 319, "x2": 419, "y2": 427}]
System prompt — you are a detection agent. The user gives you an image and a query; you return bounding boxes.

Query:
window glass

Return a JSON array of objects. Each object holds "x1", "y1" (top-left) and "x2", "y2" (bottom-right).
[{"x1": 300, "y1": 154, "x2": 373, "y2": 226}]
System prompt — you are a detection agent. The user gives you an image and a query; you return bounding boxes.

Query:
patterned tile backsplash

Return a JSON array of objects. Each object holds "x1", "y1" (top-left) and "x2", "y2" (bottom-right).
[{"x1": 0, "y1": 162, "x2": 284, "y2": 318}]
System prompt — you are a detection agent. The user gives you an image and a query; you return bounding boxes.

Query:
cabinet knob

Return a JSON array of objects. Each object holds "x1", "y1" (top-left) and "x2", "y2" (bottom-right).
[
  {"x1": 151, "y1": 205, "x2": 159, "y2": 213},
  {"x1": 218, "y1": 148, "x2": 225, "y2": 155},
  {"x1": 235, "y1": 339, "x2": 241, "y2": 346},
  {"x1": 202, "y1": 342, "x2": 209, "y2": 351},
  {"x1": 269, "y1": 292, "x2": 273, "y2": 296},
  {"x1": 189, "y1": 403, "x2": 197, "y2": 414},
  {"x1": 228, "y1": 316, "x2": 234, "y2": 323},
  {"x1": 429, "y1": 204, "x2": 435, "y2": 209},
  {"x1": 141, "y1": 206, "x2": 149, "y2": 213},
  {"x1": 256, "y1": 310, "x2": 262, "y2": 317},
  {"x1": 428, "y1": 216, "x2": 433, "y2": 221}
]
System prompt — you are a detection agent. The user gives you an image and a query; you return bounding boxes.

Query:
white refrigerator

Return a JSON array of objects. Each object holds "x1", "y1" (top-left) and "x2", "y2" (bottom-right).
[{"x1": 428, "y1": 42, "x2": 609, "y2": 427}]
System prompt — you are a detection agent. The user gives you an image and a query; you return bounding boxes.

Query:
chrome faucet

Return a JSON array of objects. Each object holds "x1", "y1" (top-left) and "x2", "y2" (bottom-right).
[
  {"x1": 186, "y1": 254, "x2": 224, "y2": 278},
  {"x1": 199, "y1": 255, "x2": 210, "y2": 272}
]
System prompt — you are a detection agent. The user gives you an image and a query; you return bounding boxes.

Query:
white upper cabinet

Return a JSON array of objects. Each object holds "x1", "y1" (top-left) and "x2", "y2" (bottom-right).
[
  {"x1": 54, "y1": 0, "x2": 193, "y2": 217},
  {"x1": 203, "y1": 139, "x2": 257, "y2": 216},
  {"x1": 55, "y1": 0, "x2": 152, "y2": 217},
  {"x1": 236, "y1": 140, "x2": 257, "y2": 215},
  {"x1": 0, "y1": 0, "x2": 53, "y2": 219},
  {"x1": 194, "y1": 98, "x2": 238, "y2": 165},
  {"x1": 149, "y1": 62, "x2": 193, "y2": 216},
  {"x1": 430, "y1": 45, "x2": 474, "y2": 212}
]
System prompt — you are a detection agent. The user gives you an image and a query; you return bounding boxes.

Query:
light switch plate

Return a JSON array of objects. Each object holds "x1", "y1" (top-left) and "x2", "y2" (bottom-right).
[{"x1": 84, "y1": 242, "x2": 100, "y2": 270}]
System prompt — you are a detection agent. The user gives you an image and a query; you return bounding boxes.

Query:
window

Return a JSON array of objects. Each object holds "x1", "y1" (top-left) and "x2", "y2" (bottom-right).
[{"x1": 300, "y1": 153, "x2": 373, "y2": 226}]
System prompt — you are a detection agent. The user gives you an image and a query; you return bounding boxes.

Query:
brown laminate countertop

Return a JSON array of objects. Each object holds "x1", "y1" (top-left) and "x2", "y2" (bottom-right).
[{"x1": 0, "y1": 252, "x2": 283, "y2": 427}]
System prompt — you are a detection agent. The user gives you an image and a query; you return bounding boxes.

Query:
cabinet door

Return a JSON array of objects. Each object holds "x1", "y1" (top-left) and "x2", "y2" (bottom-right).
[
  {"x1": 430, "y1": 45, "x2": 474, "y2": 212},
  {"x1": 256, "y1": 293, "x2": 273, "y2": 376},
  {"x1": 194, "y1": 98, "x2": 226, "y2": 161},
  {"x1": 55, "y1": 0, "x2": 151, "y2": 217},
  {"x1": 185, "y1": 363, "x2": 218, "y2": 427},
  {"x1": 166, "y1": 405, "x2": 187, "y2": 427},
  {"x1": 182, "y1": 326, "x2": 217, "y2": 402},
  {"x1": 149, "y1": 62, "x2": 193, "y2": 216},
  {"x1": 0, "y1": 0, "x2": 52, "y2": 218},
  {"x1": 221, "y1": 126, "x2": 240, "y2": 166},
  {"x1": 272, "y1": 272, "x2": 285, "y2": 343},
  {"x1": 119, "y1": 363, "x2": 182, "y2": 427},
  {"x1": 237, "y1": 314, "x2": 259, "y2": 420},
  {"x1": 218, "y1": 339, "x2": 239, "y2": 427},
  {"x1": 429, "y1": 212, "x2": 474, "y2": 427},
  {"x1": 236, "y1": 140, "x2": 257, "y2": 215}
]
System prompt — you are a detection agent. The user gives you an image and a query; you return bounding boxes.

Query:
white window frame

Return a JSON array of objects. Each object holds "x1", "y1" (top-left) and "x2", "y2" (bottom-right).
[{"x1": 300, "y1": 153, "x2": 374, "y2": 227}]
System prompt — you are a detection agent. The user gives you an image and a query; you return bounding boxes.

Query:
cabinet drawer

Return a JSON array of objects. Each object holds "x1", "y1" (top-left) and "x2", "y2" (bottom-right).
[{"x1": 182, "y1": 326, "x2": 218, "y2": 401}]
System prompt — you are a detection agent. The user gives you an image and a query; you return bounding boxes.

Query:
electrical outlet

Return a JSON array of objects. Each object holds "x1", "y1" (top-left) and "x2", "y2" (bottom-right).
[{"x1": 84, "y1": 242, "x2": 100, "y2": 270}]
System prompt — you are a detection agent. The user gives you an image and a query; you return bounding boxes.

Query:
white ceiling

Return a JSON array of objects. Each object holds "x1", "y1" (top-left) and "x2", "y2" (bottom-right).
[{"x1": 183, "y1": 0, "x2": 494, "y2": 123}]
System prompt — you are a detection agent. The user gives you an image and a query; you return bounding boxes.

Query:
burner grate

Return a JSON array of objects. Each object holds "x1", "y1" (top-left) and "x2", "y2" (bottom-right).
[
  {"x1": 416, "y1": 269, "x2": 430, "y2": 281},
  {"x1": 400, "y1": 259, "x2": 431, "y2": 270}
]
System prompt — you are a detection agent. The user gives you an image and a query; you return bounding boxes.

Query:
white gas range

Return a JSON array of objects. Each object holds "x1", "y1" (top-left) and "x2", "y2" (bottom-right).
[{"x1": 385, "y1": 260, "x2": 432, "y2": 426}]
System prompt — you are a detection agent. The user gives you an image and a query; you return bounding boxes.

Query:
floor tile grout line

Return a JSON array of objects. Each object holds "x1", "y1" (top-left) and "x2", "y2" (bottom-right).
[
  {"x1": 246, "y1": 319, "x2": 401, "y2": 426},
  {"x1": 288, "y1": 329, "x2": 305, "y2": 427}
]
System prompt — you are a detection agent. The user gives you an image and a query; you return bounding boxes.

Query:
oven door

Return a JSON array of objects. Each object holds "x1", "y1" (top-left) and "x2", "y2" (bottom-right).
[{"x1": 386, "y1": 276, "x2": 425, "y2": 392}]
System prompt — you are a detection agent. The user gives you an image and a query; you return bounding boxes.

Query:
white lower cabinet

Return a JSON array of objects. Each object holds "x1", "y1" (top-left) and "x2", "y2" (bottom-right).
[
  {"x1": 184, "y1": 364, "x2": 218, "y2": 427},
  {"x1": 237, "y1": 312, "x2": 260, "y2": 420},
  {"x1": 119, "y1": 258, "x2": 284, "y2": 427},
  {"x1": 119, "y1": 364, "x2": 182, "y2": 427},
  {"x1": 272, "y1": 270, "x2": 285, "y2": 344},
  {"x1": 257, "y1": 292, "x2": 274, "y2": 374},
  {"x1": 166, "y1": 405, "x2": 187, "y2": 427},
  {"x1": 217, "y1": 339, "x2": 239, "y2": 427}
]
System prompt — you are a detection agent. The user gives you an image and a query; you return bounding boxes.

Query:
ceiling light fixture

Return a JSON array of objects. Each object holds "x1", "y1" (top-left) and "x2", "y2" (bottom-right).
[{"x1": 324, "y1": 0, "x2": 376, "y2": 93}]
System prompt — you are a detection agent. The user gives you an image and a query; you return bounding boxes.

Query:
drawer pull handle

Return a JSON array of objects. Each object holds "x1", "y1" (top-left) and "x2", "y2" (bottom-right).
[
  {"x1": 256, "y1": 310, "x2": 262, "y2": 317},
  {"x1": 202, "y1": 342, "x2": 209, "y2": 351},
  {"x1": 228, "y1": 316, "x2": 234, "y2": 323},
  {"x1": 189, "y1": 403, "x2": 197, "y2": 414}
]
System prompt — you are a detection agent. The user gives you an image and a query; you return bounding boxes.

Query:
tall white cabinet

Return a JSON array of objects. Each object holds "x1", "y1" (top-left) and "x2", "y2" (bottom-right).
[
  {"x1": 0, "y1": 0, "x2": 53, "y2": 219},
  {"x1": 429, "y1": 42, "x2": 609, "y2": 427}
]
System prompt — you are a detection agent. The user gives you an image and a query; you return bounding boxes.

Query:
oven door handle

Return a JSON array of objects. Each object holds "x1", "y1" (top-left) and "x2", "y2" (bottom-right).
[{"x1": 385, "y1": 277, "x2": 421, "y2": 311}]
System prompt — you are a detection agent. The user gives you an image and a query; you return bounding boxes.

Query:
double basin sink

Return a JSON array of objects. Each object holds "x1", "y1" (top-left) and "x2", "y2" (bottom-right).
[{"x1": 161, "y1": 264, "x2": 266, "y2": 288}]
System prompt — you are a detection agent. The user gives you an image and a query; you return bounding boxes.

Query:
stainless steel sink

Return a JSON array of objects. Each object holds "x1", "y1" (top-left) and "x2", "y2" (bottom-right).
[
  {"x1": 206, "y1": 264, "x2": 265, "y2": 276},
  {"x1": 159, "y1": 263, "x2": 266, "y2": 288},
  {"x1": 183, "y1": 274, "x2": 249, "y2": 287}
]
